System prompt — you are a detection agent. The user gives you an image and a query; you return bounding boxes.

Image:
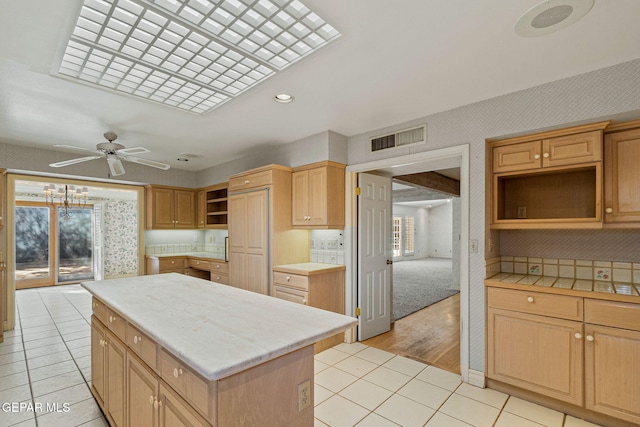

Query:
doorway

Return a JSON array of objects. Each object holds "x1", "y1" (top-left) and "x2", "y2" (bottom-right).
[{"x1": 346, "y1": 145, "x2": 470, "y2": 381}]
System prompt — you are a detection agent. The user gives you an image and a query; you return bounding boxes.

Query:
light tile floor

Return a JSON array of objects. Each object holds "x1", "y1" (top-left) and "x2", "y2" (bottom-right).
[{"x1": 0, "y1": 285, "x2": 602, "y2": 427}]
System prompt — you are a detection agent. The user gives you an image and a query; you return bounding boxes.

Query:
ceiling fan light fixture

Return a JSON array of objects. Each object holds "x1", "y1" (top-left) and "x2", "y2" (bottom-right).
[
  {"x1": 274, "y1": 93, "x2": 294, "y2": 103},
  {"x1": 514, "y1": 0, "x2": 594, "y2": 37}
]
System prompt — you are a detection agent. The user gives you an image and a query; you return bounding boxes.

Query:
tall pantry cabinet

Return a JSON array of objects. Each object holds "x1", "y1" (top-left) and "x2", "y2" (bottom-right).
[{"x1": 228, "y1": 165, "x2": 308, "y2": 295}]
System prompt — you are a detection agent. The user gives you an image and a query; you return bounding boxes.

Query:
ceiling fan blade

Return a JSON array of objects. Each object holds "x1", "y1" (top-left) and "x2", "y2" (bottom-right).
[
  {"x1": 124, "y1": 156, "x2": 171, "y2": 170},
  {"x1": 107, "y1": 157, "x2": 126, "y2": 176},
  {"x1": 49, "y1": 156, "x2": 103, "y2": 168},
  {"x1": 116, "y1": 146, "x2": 150, "y2": 155},
  {"x1": 54, "y1": 144, "x2": 102, "y2": 155}
]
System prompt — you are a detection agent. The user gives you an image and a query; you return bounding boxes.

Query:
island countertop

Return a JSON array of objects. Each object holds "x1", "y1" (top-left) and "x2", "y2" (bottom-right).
[{"x1": 82, "y1": 273, "x2": 356, "y2": 381}]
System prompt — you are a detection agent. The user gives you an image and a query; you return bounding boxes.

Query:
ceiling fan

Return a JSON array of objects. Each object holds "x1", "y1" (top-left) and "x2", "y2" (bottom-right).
[{"x1": 49, "y1": 132, "x2": 170, "y2": 177}]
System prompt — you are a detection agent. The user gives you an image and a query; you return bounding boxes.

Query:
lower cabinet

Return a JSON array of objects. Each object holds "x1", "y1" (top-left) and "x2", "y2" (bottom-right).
[{"x1": 487, "y1": 286, "x2": 640, "y2": 425}]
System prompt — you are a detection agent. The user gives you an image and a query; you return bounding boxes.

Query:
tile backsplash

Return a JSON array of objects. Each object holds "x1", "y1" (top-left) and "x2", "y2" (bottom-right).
[
  {"x1": 146, "y1": 243, "x2": 226, "y2": 258},
  {"x1": 310, "y1": 229, "x2": 345, "y2": 265},
  {"x1": 487, "y1": 256, "x2": 640, "y2": 283}
]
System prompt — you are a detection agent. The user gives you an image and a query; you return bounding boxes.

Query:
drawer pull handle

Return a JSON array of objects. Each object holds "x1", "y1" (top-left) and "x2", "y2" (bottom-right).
[
  {"x1": 526, "y1": 296, "x2": 534, "y2": 303},
  {"x1": 173, "y1": 367, "x2": 183, "y2": 378},
  {"x1": 134, "y1": 335, "x2": 142, "y2": 344},
  {"x1": 574, "y1": 333, "x2": 582, "y2": 340},
  {"x1": 586, "y1": 335, "x2": 594, "y2": 342},
  {"x1": 109, "y1": 315, "x2": 116, "y2": 323},
  {"x1": 286, "y1": 276, "x2": 291, "y2": 281}
]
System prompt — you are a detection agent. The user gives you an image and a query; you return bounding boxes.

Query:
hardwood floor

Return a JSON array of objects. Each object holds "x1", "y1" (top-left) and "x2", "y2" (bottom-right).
[{"x1": 363, "y1": 293, "x2": 460, "y2": 374}]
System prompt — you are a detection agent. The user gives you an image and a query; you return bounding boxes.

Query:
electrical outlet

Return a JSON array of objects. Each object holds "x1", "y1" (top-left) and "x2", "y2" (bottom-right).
[
  {"x1": 319, "y1": 239, "x2": 326, "y2": 249},
  {"x1": 298, "y1": 379, "x2": 311, "y2": 412},
  {"x1": 327, "y1": 239, "x2": 338, "y2": 249},
  {"x1": 310, "y1": 239, "x2": 316, "y2": 249},
  {"x1": 518, "y1": 206, "x2": 527, "y2": 219}
]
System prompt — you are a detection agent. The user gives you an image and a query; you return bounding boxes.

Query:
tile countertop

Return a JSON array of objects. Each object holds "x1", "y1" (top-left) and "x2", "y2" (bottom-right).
[
  {"x1": 272, "y1": 262, "x2": 346, "y2": 275},
  {"x1": 82, "y1": 273, "x2": 356, "y2": 381},
  {"x1": 486, "y1": 273, "x2": 640, "y2": 303},
  {"x1": 145, "y1": 252, "x2": 225, "y2": 261}
]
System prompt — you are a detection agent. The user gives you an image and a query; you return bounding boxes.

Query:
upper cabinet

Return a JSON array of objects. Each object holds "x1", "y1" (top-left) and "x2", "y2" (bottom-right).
[
  {"x1": 292, "y1": 161, "x2": 346, "y2": 229},
  {"x1": 604, "y1": 123, "x2": 640, "y2": 225},
  {"x1": 489, "y1": 122, "x2": 609, "y2": 229},
  {"x1": 197, "y1": 183, "x2": 228, "y2": 229},
  {"x1": 146, "y1": 186, "x2": 196, "y2": 230}
]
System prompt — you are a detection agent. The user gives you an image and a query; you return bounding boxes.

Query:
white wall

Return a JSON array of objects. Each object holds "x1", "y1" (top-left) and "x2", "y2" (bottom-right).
[
  {"x1": 347, "y1": 57, "x2": 640, "y2": 373},
  {"x1": 428, "y1": 202, "x2": 453, "y2": 258},
  {"x1": 392, "y1": 205, "x2": 429, "y2": 260}
]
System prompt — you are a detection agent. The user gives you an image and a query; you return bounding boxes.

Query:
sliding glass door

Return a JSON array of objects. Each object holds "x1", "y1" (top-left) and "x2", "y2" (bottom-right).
[{"x1": 15, "y1": 202, "x2": 95, "y2": 289}]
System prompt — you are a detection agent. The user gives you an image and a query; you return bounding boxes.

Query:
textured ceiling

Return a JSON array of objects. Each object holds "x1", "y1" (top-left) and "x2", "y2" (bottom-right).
[{"x1": 2, "y1": 0, "x2": 640, "y2": 172}]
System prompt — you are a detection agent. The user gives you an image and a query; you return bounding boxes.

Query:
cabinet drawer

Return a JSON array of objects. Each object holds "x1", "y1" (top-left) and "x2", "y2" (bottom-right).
[
  {"x1": 189, "y1": 259, "x2": 211, "y2": 271},
  {"x1": 228, "y1": 170, "x2": 272, "y2": 191},
  {"x1": 273, "y1": 272, "x2": 309, "y2": 291},
  {"x1": 211, "y1": 262, "x2": 228, "y2": 274},
  {"x1": 159, "y1": 349, "x2": 211, "y2": 419},
  {"x1": 585, "y1": 299, "x2": 640, "y2": 331},
  {"x1": 273, "y1": 285, "x2": 308, "y2": 305},
  {"x1": 126, "y1": 323, "x2": 157, "y2": 369},
  {"x1": 105, "y1": 308, "x2": 127, "y2": 342},
  {"x1": 487, "y1": 287, "x2": 583, "y2": 321},
  {"x1": 159, "y1": 257, "x2": 187, "y2": 271},
  {"x1": 211, "y1": 273, "x2": 229, "y2": 285},
  {"x1": 92, "y1": 297, "x2": 108, "y2": 326}
]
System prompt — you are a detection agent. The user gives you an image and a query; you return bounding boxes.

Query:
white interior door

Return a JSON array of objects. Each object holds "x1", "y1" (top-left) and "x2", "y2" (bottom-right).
[{"x1": 358, "y1": 173, "x2": 393, "y2": 341}]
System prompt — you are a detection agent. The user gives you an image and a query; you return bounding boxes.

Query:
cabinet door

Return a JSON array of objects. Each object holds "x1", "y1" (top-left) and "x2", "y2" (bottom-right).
[
  {"x1": 292, "y1": 170, "x2": 309, "y2": 225},
  {"x1": 127, "y1": 353, "x2": 158, "y2": 427},
  {"x1": 106, "y1": 332, "x2": 127, "y2": 427},
  {"x1": 151, "y1": 188, "x2": 176, "y2": 229},
  {"x1": 487, "y1": 308, "x2": 583, "y2": 405},
  {"x1": 584, "y1": 324, "x2": 640, "y2": 424},
  {"x1": 196, "y1": 190, "x2": 205, "y2": 229},
  {"x1": 543, "y1": 130, "x2": 602, "y2": 168},
  {"x1": 159, "y1": 384, "x2": 208, "y2": 427},
  {"x1": 91, "y1": 319, "x2": 107, "y2": 409},
  {"x1": 493, "y1": 141, "x2": 541, "y2": 173},
  {"x1": 174, "y1": 190, "x2": 195, "y2": 229},
  {"x1": 604, "y1": 128, "x2": 640, "y2": 223},
  {"x1": 307, "y1": 167, "x2": 328, "y2": 226}
]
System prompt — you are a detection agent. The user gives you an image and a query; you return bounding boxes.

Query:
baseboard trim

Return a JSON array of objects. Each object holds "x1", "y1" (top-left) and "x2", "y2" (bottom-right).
[{"x1": 467, "y1": 369, "x2": 485, "y2": 388}]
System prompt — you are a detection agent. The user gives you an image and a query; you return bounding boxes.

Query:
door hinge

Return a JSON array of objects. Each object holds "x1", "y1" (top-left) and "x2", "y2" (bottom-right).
[
  {"x1": 355, "y1": 307, "x2": 361, "y2": 316},
  {"x1": 355, "y1": 187, "x2": 361, "y2": 196}
]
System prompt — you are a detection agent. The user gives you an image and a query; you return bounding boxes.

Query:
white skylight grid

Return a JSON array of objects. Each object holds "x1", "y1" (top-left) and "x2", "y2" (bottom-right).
[{"x1": 58, "y1": 0, "x2": 340, "y2": 113}]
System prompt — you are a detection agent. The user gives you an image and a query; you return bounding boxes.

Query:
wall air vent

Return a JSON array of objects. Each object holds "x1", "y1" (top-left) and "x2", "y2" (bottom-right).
[{"x1": 370, "y1": 125, "x2": 427, "y2": 152}]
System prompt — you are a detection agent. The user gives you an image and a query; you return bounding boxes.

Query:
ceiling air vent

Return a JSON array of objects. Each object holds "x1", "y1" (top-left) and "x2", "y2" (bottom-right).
[{"x1": 370, "y1": 125, "x2": 427, "y2": 152}]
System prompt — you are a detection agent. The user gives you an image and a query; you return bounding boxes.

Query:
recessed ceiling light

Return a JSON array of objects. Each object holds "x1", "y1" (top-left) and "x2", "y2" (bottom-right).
[
  {"x1": 514, "y1": 0, "x2": 594, "y2": 37},
  {"x1": 274, "y1": 93, "x2": 294, "y2": 103}
]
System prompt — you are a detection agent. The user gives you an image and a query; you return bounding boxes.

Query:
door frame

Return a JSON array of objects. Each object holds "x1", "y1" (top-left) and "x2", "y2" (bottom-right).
[{"x1": 345, "y1": 144, "x2": 470, "y2": 382}]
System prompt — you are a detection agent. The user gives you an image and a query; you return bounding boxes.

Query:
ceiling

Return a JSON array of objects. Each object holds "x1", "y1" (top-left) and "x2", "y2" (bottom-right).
[{"x1": 2, "y1": 0, "x2": 640, "y2": 173}]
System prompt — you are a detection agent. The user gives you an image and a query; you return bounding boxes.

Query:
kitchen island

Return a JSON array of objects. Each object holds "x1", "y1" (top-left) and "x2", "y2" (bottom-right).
[{"x1": 83, "y1": 273, "x2": 356, "y2": 427}]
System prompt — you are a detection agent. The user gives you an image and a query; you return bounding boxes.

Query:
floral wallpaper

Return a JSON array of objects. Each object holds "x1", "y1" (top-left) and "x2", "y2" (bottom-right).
[{"x1": 103, "y1": 200, "x2": 138, "y2": 278}]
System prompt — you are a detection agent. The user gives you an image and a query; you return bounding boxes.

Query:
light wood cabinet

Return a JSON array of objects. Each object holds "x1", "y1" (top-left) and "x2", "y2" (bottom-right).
[
  {"x1": 487, "y1": 286, "x2": 640, "y2": 425},
  {"x1": 91, "y1": 318, "x2": 107, "y2": 408},
  {"x1": 126, "y1": 353, "x2": 158, "y2": 427},
  {"x1": 604, "y1": 127, "x2": 640, "y2": 225},
  {"x1": 292, "y1": 161, "x2": 346, "y2": 229},
  {"x1": 583, "y1": 299, "x2": 640, "y2": 424},
  {"x1": 146, "y1": 186, "x2": 196, "y2": 230},
  {"x1": 272, "y1": 266, "x2": 345, "y2": 353},
  {"x1": 487, "y1": 289, "x2": 584, "y2": 405},
  {"x1": 0, "y1": 168, "x2": 5, "y2": 229},
  {"x1": 0, "y1": 267, "x2": 4, "y2": 344},
  {"x1": 228, "y1": 165, "x2": 308, "y2": 295},
  {"x1": 197, "y1": 183, "x2": 228, "y2": 229},
  {"x1": 489, "y1": 122, "x2": 608, "y2": 228}
]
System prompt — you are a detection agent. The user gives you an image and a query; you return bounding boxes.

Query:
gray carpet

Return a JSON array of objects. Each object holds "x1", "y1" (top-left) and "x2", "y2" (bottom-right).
[{"x1": 393, "y1": 258, "x2": 459, "y2": 321}]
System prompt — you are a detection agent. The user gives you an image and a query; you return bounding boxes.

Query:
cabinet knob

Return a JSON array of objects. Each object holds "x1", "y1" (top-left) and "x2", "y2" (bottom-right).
[
  {"x1": 574, "y1": 333, "x2": 582, "y2": 339},
  {"x1": 543, "y1": 152, "x2": 549, "y2": 158},
  {"x1": 216, "y1": 265, "x2": 220, "y2": 269},
  {"x1": 196, "y1": 261, "x2": 200, "y2": 264},
  {"x1": 149, "y1": 395, "x2": 154, "y2": 405},
  {"x1": 153, "y1": 399, "x2": 158, "y2": 410},
  {"x1": 216, "y1": 276, "x2": 221, "y2": 280},
  {"x1": 605, "y1": 208, "x2": 613, "y2": 214},
  {"x1": 303, "y1": 299, "x2": 307, "y2": 305},
  {"x1": 586, "y1": 335, "x2": 594, "y2": 342},
  {"x1": 244, "y1": 180, "x2": 250, "y2": 184},
  {"x1": 173, "y1": 367, "x2": 183, "y2": 378},
  {"x1": 171, "y1": 260, "x2": 175, "y2": 264},
  {"x1": 286, "y1": 276, "x2": 291, "y2": 281},
  {"x1": 526, "y1": 296, "x2": 534, "y2": 303},
  {"x1": 109, "y1": 315, "x2": 116, "y2": 323},
  {"x1": 534, "y1": 154, "x2": 541, "y2": 160}
]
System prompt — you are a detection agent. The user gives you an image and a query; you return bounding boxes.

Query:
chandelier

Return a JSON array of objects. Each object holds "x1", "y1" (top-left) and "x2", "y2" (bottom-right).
[{"x1": 44, "y1": 184, "x2": 88, "y2": 219}]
